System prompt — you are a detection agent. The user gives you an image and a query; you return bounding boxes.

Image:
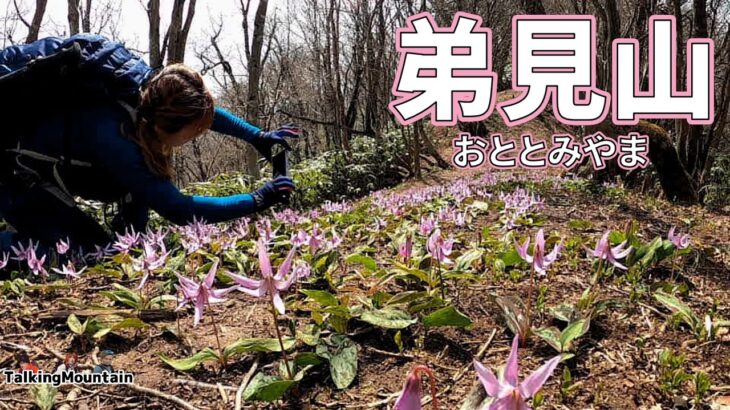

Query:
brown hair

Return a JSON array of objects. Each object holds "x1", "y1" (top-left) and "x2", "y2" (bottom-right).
[{"x1": 135, "y1": 64, "x2": 215, "y2": 179}]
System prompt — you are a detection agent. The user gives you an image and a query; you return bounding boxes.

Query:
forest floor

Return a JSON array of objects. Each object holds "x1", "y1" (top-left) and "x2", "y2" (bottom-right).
[
  {"x1": 2, "y1": 95, "x2": 730, "y2": 409},
  {"x1": 1, "y1": 161, "x2": 729, "y2": 410}
]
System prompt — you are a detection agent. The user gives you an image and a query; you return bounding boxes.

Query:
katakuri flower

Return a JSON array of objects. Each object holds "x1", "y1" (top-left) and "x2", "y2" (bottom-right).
[
  {"x1": 113, "y1": 228, "x2": 140, "y2": 254},
  {"x1": 227, "y1": 240, "x2": 298, "y2": 315},
  {"x1": 52, "y1": 262, "x2": 86, "y2": 279},
  {"x1": 134, "y1": 241, "x2": 170, "y2": 289},
  {"x1": 587, "y1": 231, "x2": 632, "y2": 270},
  {"x1": 474, "y1": 336, "x2": 561, "y2": 410},
  {"x1": 0, "y1": 252, "x2": 8, "y2": 270},
  {"x1": 399, "y1": 234, "x2": 413, "y2": 262},
  {"x1": 56, "y1": 238, "x2": 70, "y2": 255},
  {"x1": 668, "y1": 226, "x2": 690, "y2": 250},
  {"x1": 427, "y1": 229, "x2": 454, "y2": 264},
  {"x1": 394, "y1": 365, "x2": 439, "y2": 410},
  {"x1": 515, "y1": 229, "x2": 562, "y2": 275},
  {"x1": 175, "y1": 260, "x2": 233, "y2": 327}
]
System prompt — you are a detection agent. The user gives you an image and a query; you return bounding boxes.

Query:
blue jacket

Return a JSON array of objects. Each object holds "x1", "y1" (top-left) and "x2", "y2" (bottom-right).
[{"x1": 18, "y1": 102, "x2": 264, "y2": 227}]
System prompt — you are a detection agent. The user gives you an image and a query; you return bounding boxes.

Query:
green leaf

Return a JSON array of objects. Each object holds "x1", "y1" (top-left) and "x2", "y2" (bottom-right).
[
  {"x1": 423, "y1": 306, "x2": 473, "y2": 329},
  {"x1": 386, "y1": 291, "x2": 430, "y2": 307},
  {"x1": 30, "y1": 384, "x2": 57, "y2": 410},
  {"x1": 550, "y1": 304, "x2": 577, "y2": 323},
  {"x1": 469, "y1": 201, "x2": 490, "y2": 212},
  {"x1": 298, "y1": 325, "x2": 321, "y2": 346},
  {"x1": 242, "y1": 372, "x2": 297, "y2": 402},
  {"x1": 654, "y1": 292, "x2": 700, "y2": 329},
  {"x1": 159, "y1": 348, "x2": 218, "y2": 372},
  {"x1": 496, "y1": 296, "x2": 530, "y2": 338},
  {"x1": 293, "y1": 352, "x2": 324, "y2": 367},
  {"x1": 454, "y1": 249, "x2": 484, "y2": 271},
  {"x1": 100, "y1": 284, "x2": 142, "y2": 309},
  {"x1": 224, "y1": 337, "x2": 296, "y2": 358},
  {"x1": 360, "y1": 308, "x2": 416, "y2": 330},
  {"x1": 66, "y1": 314, "x2": 86, "y2": 335},
  {"x1": 110, "y1": 318, "x2": 149, "y2": 331},
  {"x1": 568, "y1": 219, "x2": 592, "y2": 230},
  {"x1": 535, "y1": 327, "x2": 563, "y2": 352},
  {"x1": 301, "y1": 289, "x2": 339, "y2": 307},
  {"x1": 346, "y1": 254, "x2": 378, "y2": 272},
  {"x1": 394, "y1": 331, "x2": 404, "y2": 352},
  {"x1": 498, "y1": 249, "x2": 523, "y2": 268},
  {"x1": 316, "y1": 335, "x2": 358, "y2": 389},
  {"x1": 92, "y1": 327, "x2": 112, "y2": 340},
  {"x1": 559, "y1": 319, "x2": 590, "y2": 351}
]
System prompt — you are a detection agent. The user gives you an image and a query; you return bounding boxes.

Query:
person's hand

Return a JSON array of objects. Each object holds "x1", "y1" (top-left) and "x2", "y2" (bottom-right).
[
  {"x1": 253, "y1": 124, "x2": 302, "y2": 160},
  {"x1": 251, "y1": 176, "x2": 295, "y2": 211}
]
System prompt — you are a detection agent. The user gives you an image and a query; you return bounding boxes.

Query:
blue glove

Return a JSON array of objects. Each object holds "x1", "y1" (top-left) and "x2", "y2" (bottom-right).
[
  {"x1": 251, "y1": 176, "x2": 295, "y2": 210},
  {"x1": 254, "y1": 124, "x2": 302, "y2": 160}
]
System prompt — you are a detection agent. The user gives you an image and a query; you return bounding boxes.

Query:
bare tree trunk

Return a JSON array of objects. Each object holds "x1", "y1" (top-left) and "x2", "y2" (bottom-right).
[
  {"x1": 147, "y1": 0, "x2": 162, "y2": 68},
  {"x1": 67, "y1": 0, "x2": 80, "y2": 35},
  {"x1": 166, "y1": 0, "x2": 196, "y2": 64},
  {"x1": 243, "y1": 0, "x2": 269, "y2": 179},
  {"x1": 686, "y1": 0, "x2": 708, "y2": 179},
  {"x1": 81, "y1": 0, "x2": 91, "y2": 32},
  {"x1": 25, "y1": 0, "x2": 47, "y2": 43}
]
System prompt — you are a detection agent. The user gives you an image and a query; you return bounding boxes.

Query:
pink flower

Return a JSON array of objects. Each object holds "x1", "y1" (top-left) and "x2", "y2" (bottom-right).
[
  {"x1": 27, "y1": 246, "x2": 47, "y2": 277},
  {"x1": 179, "y1": 217, "x2": 218, "y2": 254},
  {"x1": 230, "y1": 218, "x2": 250, "y2": 239},
  {"x1": 227, "y1": 240, "x2": 298, "y2": 315},
  {"x1": 419, "y1": 214, "x2": 437, "y2": 236},
  {"x1": 56, "y1": 238, "x2": 70, "y2": 255},
  {"x1": 427, "y1": 229, "x2": 454, "y2": 264},
  {"x1": 257, "y1": 218, "x2": 274, "y2": 243},
  {"x1": 113, "y1": 228, "x2": 140, "y2": 254},
  {"x1": 515, "y1": 229, "x2": 562, "y2": 275},
  {"x1": 474, "y1": 336, "x2": 561, "y2": 410},
  {"x1": 291, "y1": 230, "x2": 309, "y2": 247},
  {"x1": 394, "y1": 365, "x2": 439, "y2": 410},
  {"x1": 587, "y1": 231, "x2": 632, "y2": 270},
  {"x1": 454, "y1": 212, "x2": 467, "y2": 227},
  {"x1": 175, "y1": 260, "x2": 233, "y2": 327},
  {"x1": 668, "y1": 226, "x2": 690, "y2": 250},
  {"x1": 399, "y1": 234, "x2": 413, "y2": 262},
  {"x1": 0, "y1": 252, "x2": 8, "y2": 270},
  {"x1": 52, "y1": 262, "x2": 86, "y2": 279},
  {"x1": 134, "y1": 241, "x2": 170, "y2": 289},
  {"x1": 11, "y1": 240, "x2": 35, "y2": 262},
  {"x1": 328, "y1": 229, "x2": 343, "y2": 250},
  {"x1": 294, "y1": 261, "x2": 311, "y2": 279},
  {"x1": 307, "y1": 224, "x2": 325, "y2": 254},
  {"x1": 85, "y1": 244, "x2": 113, "y2": 263},
  {"x1": 143, "y1": 227, "x2": 168, "y2": 248}
]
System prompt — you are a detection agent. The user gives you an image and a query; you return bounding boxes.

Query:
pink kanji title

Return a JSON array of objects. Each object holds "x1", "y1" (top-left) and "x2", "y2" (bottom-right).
[{"x1": 389, "y1": 13, "x2": 715, "y2": 171}]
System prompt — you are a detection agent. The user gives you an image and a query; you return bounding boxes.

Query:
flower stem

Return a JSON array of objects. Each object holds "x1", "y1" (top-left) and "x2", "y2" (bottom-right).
[
  {"x1": 206, "y1": 299, "x2": 226, "y2": 367},
  {"x1": 525, "y1": 266, "x2": 535, "y2": 326},
  {"x1": 414, "y1": 365, "x2": 439, "y2": 410},
  {"x1": 270, "y1": 301, "x2": 293, "y2": 380},
  {"x1": 436, "y1": 262, "x2": 446, "y2": 301},
  {"x1": 591, "y1": 258, "x2": 604, "y2": 285}
]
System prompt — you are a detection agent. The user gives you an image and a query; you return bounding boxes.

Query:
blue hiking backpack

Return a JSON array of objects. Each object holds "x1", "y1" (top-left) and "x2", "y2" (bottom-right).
[
  {"x1": 0, "y1": 34, "x2": 156, "y2": 208},
  {"x1": 0, "y1": 34, "x2": 155, "y2": 108}
]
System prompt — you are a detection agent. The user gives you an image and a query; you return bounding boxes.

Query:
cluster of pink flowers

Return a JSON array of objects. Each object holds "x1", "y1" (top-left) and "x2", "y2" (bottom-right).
[
  {"x1": 178, "y1": 217, "x2": 219, "y2": 254},
  {"x1": 12, "y1": 240, "x2": 47, "y2": 277},
  {"x1": 499, "y1": 188, "x2": 545, "y2": 230},
  {"x1": 291, "y1": 224, "x2": 342, "y2": 254}
]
